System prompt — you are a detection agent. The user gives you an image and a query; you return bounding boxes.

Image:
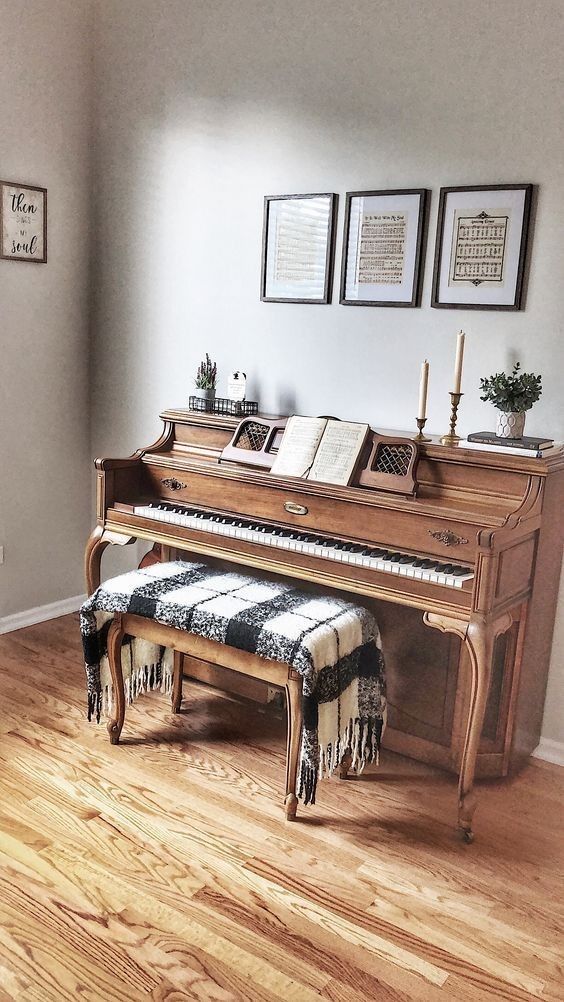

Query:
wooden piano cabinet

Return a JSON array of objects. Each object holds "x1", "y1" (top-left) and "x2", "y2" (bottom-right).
[
  {"x1": 87, "y1": 410, "x2": 564, "y2": 839},
  {"x1": 372, "y1": 602, "x2": 523, "y2": 779}
]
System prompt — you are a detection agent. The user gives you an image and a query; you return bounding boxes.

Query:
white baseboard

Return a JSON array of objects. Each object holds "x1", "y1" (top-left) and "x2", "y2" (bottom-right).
[
  {"x1": 0, "y1": 594, "x2": 86, "y2": 636},
  {"x1": 532, "y1": 738, "x2": 564, "y2": 767}
]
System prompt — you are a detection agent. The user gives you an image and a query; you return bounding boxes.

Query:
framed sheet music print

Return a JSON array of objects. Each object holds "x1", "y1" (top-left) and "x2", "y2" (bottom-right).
[
  {"x1": 340, "y1": 189, "x2": 428, "y2": 307},
  {"x1": 431, "y1": 183, "x2": 533, "y2": 310},
  {"x1": 261, "y1": 193, "x2": 338, "y2": 304}
]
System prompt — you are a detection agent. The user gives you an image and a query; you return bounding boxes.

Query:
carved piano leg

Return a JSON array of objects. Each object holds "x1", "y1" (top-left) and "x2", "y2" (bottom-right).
[
  {"x1": 284, "y1": 671, "x2": 302, "y2": 821},
  {"x1": 424, "y1": 610, "x2": 513, "y2": 842},
  {"x1": 85, "y1": 527, "x2": 136, "y2": 595},
  {"x1": 171, "y1": 651, "x2": 184, "y2": 713},
  {"x1": 107, "y1": 615, "x2": 126, "y2": 745},
  {"x1": 458, "y1": 612, "x2": 513, "y2": 842},
  {"x1": 339, "y1": 748, "x2": 353, "y2": 779}
]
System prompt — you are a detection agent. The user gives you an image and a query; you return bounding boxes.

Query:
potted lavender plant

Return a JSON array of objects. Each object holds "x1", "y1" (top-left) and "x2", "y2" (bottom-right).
[{"x1": 194, "y1": 353, "x2": 218, "y2": 402}]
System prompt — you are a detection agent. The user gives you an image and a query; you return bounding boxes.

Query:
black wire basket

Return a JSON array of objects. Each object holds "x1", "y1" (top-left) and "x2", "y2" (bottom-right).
[{"x1": 188, "y1": 395, "x2": 259, "y2": 417}]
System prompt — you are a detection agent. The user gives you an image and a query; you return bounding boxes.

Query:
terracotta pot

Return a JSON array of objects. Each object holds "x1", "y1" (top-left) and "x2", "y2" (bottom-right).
[{"x1": 496, "y1": 410, "x2": 526, "y2": 439}]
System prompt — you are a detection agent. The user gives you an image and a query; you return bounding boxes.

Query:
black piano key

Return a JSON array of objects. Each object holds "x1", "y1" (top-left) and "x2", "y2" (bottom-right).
[
  {"x1": 452, "y1": 566, "x2": 470, "y2": 576},
  {"x1": 398, "y1": 555, "x2": 414, "y2": 564},
  {"x1": 419, "y1": 559, "x2": 439, "y2": 569},
  {"x1": 388, "y1": 553, "x2": 403, "y2": 563}
]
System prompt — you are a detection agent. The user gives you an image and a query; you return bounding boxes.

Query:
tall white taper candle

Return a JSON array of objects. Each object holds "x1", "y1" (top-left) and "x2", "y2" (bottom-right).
[
  {"x1": 453, "y1": 331, "x2": 465, "y2": 393},
  {"x1": 418, "y1": 360, "x2": 429, "y2": 420}
]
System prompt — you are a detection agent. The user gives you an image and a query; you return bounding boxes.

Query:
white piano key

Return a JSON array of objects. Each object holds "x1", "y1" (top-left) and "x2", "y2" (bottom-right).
[{"x1": 132, "y1": 504, "x2": 473, "y2": 590}]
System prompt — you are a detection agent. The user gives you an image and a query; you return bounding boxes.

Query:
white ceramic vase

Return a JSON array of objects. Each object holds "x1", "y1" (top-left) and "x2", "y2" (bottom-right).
[{"x1": 496, "y1": 410, "x2": 526, "y2": 439}]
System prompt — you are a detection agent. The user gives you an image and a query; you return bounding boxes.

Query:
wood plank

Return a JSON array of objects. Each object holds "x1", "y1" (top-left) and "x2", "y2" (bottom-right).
[{"x1": 0, "y1": 615, "x2": 563, "y2": 1001}]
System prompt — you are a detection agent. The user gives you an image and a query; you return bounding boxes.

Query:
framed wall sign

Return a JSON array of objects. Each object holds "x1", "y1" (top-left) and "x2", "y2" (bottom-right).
[
  {"x1": 340, "y1": 189, "x2": 428, "y2": 307},
  {"x1": 431, "y1": 183, "x2": 533, "y2": 310},
  {"x1": 0, "y1": 180, "x2": 47, "y2": 263},
  {"x1": 261, "y1": 192, "x2": 338, "y2": 304}
]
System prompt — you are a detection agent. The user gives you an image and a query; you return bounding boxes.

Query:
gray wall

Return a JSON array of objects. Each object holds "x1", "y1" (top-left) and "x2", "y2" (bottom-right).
[
  {"x1": 1, "y1": 1, "x2": 561, "y2": 748},
  {"x1": 0, "y1": 0, "x2": 92, "y2": 616},
  {"x1": 91, "y1": 0, "x2": 564, "y2": 746}
]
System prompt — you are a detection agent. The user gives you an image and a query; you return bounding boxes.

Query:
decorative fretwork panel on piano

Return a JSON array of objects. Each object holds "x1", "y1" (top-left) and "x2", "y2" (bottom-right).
[
  {"x1": 221, "y1": 417, "x2": 288, "y2": 469},
  {"x1": 235, "y1": 421, "x2": 270, "y2": 452},
  {"x1": 357, "y1": 434, "x2": 420, "y2": 495},
  {"x1": 374, "y1": 443, "x2": 413, "y2": 478}
]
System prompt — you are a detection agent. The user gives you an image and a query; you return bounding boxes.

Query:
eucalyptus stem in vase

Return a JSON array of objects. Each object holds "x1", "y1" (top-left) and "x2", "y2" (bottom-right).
[{"x1": 479, "y1": 362, "x2": 542, "y2": 439}]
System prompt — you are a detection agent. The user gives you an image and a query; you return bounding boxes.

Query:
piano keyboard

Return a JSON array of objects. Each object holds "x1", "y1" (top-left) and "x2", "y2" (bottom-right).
[{"x1": 133, "y1": 502, "x2": 474, "y2": 590}]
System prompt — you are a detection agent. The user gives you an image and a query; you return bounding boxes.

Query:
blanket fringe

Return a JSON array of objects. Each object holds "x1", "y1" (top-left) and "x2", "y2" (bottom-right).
[
  {"x1": 298, "y1": 763, "x2": 318, "y2": 806},
  {"x1": 88, "y1": 659, "x2": 173, "y2": 723},
  {"x1": 309, "y1": 712, "x2": 385, "y2": 803}
]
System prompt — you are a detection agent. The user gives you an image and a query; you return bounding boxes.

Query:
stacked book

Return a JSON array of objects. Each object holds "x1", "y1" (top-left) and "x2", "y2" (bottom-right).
[{"x1": 458, "y1": 432, "x2": 556, "y2": 458}]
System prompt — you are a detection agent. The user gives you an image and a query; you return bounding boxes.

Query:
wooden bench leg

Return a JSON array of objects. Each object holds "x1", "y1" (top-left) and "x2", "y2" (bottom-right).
[
  {"x1": 172, "y1": 651, "x2": 184, "y2": 713},
  {"x1": 107, "y1": 616, "x2": 126, "y2": 745},
  {"x1": 284, "y1": 673, "x2": 302, "y2": 821}
]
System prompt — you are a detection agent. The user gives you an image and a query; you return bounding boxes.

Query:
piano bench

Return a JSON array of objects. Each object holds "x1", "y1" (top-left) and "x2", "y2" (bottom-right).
[{"x1": 105, "y1": 611, "x2": 304, "y2": 821}]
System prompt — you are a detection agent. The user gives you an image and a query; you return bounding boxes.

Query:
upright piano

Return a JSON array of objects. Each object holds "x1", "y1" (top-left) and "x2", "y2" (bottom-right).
[{"x1": 86, "y1": 409, "x2": 564, "y2": 839}]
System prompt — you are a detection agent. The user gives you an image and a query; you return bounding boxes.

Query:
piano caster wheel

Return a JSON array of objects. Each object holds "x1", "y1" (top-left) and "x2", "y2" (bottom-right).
[
  {"x1": 172, "y1": 701, "x2": 182, "y2": 714},
  {"x1": 461, "y1": 828, "x2": 474, "y2": 845},
  {"x1": 108, "y1": 724, "x2": 121, "y2": 745},
  {"x1": 284, "y1": 794, "x2": 298, "y2": 821}
]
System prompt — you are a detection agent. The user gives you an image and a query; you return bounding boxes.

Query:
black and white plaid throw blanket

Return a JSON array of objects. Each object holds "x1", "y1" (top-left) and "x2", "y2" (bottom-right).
[{"x1": 80, "y1": 561, "x2": 386, "y2": 804}]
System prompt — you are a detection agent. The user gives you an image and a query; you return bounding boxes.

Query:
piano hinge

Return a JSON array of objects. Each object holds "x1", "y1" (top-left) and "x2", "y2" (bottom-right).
[{"x1": 429, "y1": 529, "x2": 469, "y2": 547}]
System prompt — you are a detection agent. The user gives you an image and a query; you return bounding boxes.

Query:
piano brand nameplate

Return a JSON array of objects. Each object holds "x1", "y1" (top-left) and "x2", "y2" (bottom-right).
[{"x1": 284, "y1": 501, "x2": 308, "y2": 515}]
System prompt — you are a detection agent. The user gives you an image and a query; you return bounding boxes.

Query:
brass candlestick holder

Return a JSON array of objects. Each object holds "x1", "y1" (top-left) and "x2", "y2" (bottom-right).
[
  {"x1": 440, "y1": 392, "x2": 463, "y2": 446},
  {"x1": 414, "y1": 417, "x2": 431, "y2": 442}
]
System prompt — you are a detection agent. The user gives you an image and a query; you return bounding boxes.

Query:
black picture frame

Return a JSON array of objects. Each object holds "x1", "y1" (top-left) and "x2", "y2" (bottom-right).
[
  {"x1": 339, "y1": 188, "x2": 428, "y2": 307},
  {"x1": 431, "y1": 183, "x2": 533, "y2": 311},
  {"x1": 260, "y1": 192, "x2": 338, "y2": 304}
]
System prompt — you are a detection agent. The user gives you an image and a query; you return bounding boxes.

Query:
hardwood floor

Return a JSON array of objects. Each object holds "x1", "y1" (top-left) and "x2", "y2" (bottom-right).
[{"x1": 0, "y1": 614, "x2": 563, "y2": 1001}]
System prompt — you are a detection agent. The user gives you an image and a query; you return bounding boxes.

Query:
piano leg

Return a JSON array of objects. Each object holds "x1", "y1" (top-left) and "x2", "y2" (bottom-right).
[
  {"x1": 85, "y1": 526, "x2": 135, "y2": 594},
  {"x1": 171, "y1": 651, "x2": 184, "y2": 713},
  {"x1": 107, "y1": 615, "x2": 126, "y2": 745},
  {"x1": 424, "y1": 610, "x2": 513, "y2": 842},
  {"x1": 284, "y1": 671, "x2": 302, "y2": 821}
]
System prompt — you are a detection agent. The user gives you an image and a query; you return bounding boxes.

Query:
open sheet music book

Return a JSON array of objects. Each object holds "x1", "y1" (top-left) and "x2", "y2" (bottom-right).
[{"x1": 270, "y1": 415, "x2": 370, "y2": 486}]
